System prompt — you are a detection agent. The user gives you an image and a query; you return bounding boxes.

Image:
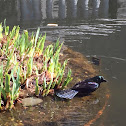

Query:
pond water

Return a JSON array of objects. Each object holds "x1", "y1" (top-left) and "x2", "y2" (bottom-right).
[{"x1": 0, "y1": 0, "x2": 126, "y2": 125}]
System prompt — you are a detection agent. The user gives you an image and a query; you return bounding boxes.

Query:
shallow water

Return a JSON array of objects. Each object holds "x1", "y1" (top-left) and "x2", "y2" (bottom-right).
[
  {"x1": 0, "y1": 0, "x2": 126, "y2": 125},
  {"x1": 0, "y1": 47, "x2": 109, "y2": 126}
]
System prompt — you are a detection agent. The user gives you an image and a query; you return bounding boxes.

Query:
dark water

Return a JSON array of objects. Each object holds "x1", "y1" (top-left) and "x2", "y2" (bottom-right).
[{"x1": 0, "y1": 0, "x2": 126, "y2": 125}]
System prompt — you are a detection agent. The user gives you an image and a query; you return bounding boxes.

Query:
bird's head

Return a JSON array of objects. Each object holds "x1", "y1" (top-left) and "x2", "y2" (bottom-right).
[{"x1": 92, "y1": 76, "x2": 107, "y2": 84}]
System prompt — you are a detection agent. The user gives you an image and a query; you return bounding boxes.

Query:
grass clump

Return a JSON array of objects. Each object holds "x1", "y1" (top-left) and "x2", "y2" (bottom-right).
[{"x1": 0, "y1": 21, "x2": 72, "y2": 110}]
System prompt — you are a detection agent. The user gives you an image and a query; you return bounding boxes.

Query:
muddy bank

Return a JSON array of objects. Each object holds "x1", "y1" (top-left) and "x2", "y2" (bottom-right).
[{"x1": 0, "y1": 45, "x2": 109, "y2": 126}]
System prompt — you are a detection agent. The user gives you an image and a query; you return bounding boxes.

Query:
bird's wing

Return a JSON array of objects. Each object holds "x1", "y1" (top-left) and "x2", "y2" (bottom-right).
[
  {"x1": 72, "y1": 81, "x2": 87, "y2": 90},
  {"x1": 88, "y1": 82, "x2": 99, "y2": 89},
  {"x1": 56, "y1": 89, "x2": 78, "y2": 99}
]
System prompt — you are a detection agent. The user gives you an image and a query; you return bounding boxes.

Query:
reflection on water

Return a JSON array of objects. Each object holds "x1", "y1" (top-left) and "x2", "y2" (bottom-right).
[
  {"x1": 67, "y1": 0, "x2": 78, "y2": 19},
  {"x1": 17, "y1": 0, "x2": 116, "y2": 20},
  {"x1": 19, "y1": 0, "x2": 42, "y2": 21},
  {"x1": 59, "y1": 0, "x2": 66, "y2": 19},
  {"x1": 77, "y1": 0, "x2": 89, "y2": 19},
  {"x1": 0, "y1": 0, "x2": 119, "y2": 26},
  {"x1": 46, "y1": 0, "x2": 53, "y2": 19}
]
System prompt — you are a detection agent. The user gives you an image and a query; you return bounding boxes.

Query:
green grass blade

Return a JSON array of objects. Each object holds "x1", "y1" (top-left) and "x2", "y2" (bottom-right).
[
  {"x1": 5, "y1": 74, "x2": 10, "y2": 93},
  {"x1": 34, "y1": 28, "x2": 40, "y2": 49},
  {"x1": 0, "y1": 23, "x2": 3, "y2": 39},
  {"x1": 54, "y1": 39, "x2": 60, "y2": 53},
  {"x1": 5, "y1": 40, "x2": 10, "y2": 54},
  {"x1": 0, "y1": 64, "x2": 3, "y2": 88},
  {"x1": 0, "y1": 65, "x2": 6, "y2": 100},
  {"x1": 57, "y1": 60, "x2": 67, "y2": 85},
  {"x1": 14, "y1": 68, "x2": 20, "y2": 98},
  {"x1": 62, "y1": 69, "x2": 73, "y2": 89},
  {"x1": 48, "y1": 58, "x2": 54, "y2": 73},
  {"x1": 45, "y1": 58, "x2": 54, "y2": 95},
  {"x1": 10, "y1": 67, "x2": 20, "y2": 108},
  {"x1": 15, "y1": 26, "x2": 20, "y2": 40},
  {"x1": 0, "y1": 88, "x2": 1, "y2": 109},
  {"x1": 35, "y1": 67, "x2": 39, "y2": 96},
  {"x1": 10, "y1": 26, "x2": 16, "y2": 39},
  {"x1": 39, "y1": 33, "x2": 46, "y2": 53},
  {"x1": 11, "y1": 73, "x2": 16, "y2": 108},
  {"x1": 19, "y1": 33, "x2": 25, "y2": 57},
  {"x1": 35, "y1": 77, "x2": 39, "y2": 96},
  {"x1": 5, "y1": 26, "x2": 9, "y2": 36},
  {"x1": 26, "y1": 57, "x2": 33, "y2": 77},
  {"x1": 4, "y1": 19, "x2": 10, "y2": 36},
  {"x1": 43, "y1": 77, "x2": 47, "y2": 90},
  {"x1": 16, "y1": 67, "x2": 20, "y2": 86},
  {"x1": 4, "y1": 19, "x2": 6, "y2": 28},
  {"x1": 36, "y1": 33, "x2": 42, "y2": 49}
]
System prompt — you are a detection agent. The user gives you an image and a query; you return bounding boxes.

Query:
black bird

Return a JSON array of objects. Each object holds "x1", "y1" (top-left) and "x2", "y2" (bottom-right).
[{"x1": 56, "y1": 76, "x2": 107, "y2": 99}]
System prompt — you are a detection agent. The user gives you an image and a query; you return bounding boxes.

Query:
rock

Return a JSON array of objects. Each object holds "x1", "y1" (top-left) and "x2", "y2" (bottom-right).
[{"x1": 22, "y1": 97, "x2": 43, "y2": 107}]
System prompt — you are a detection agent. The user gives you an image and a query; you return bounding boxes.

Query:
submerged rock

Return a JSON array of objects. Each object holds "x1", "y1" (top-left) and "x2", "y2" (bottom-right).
[{"x1": 22, "y1": 97, "x2": 43, "y2": 107}]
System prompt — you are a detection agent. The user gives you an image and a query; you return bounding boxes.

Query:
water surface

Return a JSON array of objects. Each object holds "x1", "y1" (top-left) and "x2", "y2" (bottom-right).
[{"x1": 0, "y1": 0, "x2": 126, "y2": 125}]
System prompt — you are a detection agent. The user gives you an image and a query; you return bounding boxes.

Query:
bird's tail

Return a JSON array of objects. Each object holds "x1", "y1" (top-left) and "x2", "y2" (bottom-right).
[{"x1": 56, "y1": 89, "x2": 78, "y2": 99}]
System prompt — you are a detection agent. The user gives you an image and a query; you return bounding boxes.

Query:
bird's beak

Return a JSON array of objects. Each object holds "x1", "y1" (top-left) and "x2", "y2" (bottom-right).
[{"x1": 103, "y1": 79, "x2": 107, "y2": 82}]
